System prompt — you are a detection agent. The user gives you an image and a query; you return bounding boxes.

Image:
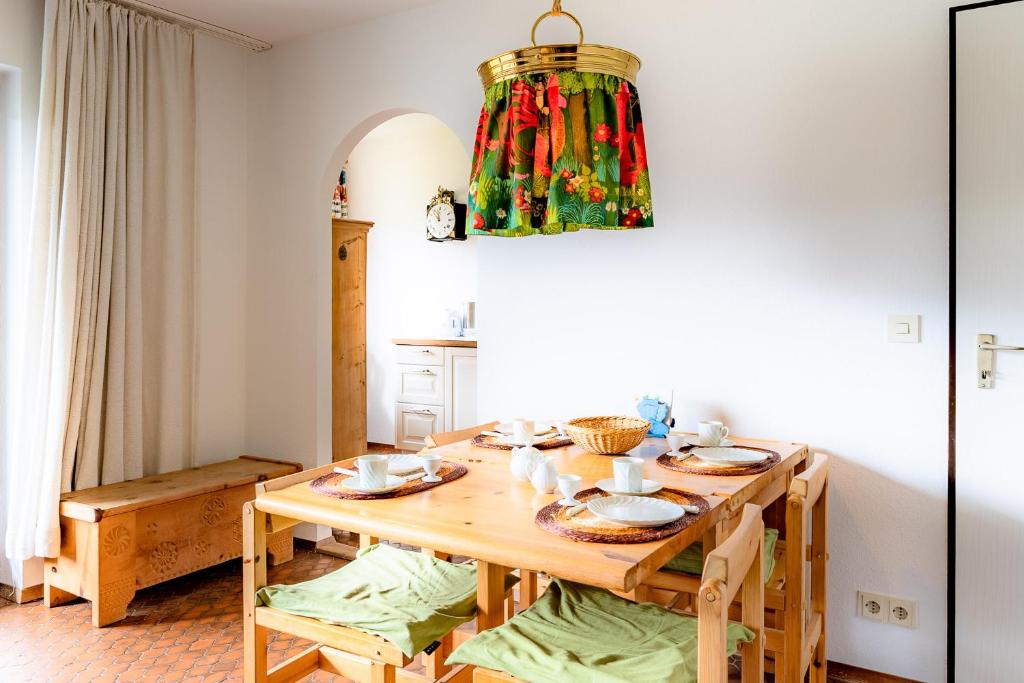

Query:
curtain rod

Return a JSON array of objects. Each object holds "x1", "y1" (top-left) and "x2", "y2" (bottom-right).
[{"x1": 111, "y1": 0, "x2": 273, "y2": 52}]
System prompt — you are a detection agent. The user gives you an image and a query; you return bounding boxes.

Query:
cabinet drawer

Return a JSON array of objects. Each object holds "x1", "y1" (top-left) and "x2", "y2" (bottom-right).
[
  {"x1": 397, "y1": 364, "x2": 444, "y2": 405},
  {"x1": 395, "y1": 345, "x2": 444, "y2": 366},
  {"x1": 395, "y1": 403, "x2": 445, "y2": 451}
]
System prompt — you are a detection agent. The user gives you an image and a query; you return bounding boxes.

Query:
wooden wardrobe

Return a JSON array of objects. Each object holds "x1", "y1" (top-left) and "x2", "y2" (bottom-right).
[{"x1": 332, "y1": 218, "x2": 373, "y2": 461}]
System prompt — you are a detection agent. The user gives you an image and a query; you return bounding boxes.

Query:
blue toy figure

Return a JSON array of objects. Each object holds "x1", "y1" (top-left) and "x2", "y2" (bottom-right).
[{"x1": 637, "y1": 394, "x2": 673, "y2": 438}]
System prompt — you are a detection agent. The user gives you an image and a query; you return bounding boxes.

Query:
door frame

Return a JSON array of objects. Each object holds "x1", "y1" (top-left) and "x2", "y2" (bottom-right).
[{"x1": 948, "y1": 1, "x2": 1024, "y2": 676}]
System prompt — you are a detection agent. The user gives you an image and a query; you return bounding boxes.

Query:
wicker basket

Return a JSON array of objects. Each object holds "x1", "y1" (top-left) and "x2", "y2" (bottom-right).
[{"x1": 564, "y1": 416, "x2": 650, "y2": 455}]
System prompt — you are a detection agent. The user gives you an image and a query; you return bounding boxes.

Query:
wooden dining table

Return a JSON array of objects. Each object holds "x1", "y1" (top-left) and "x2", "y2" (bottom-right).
[{"x1": 249, "y1": 432, "x2": 809, "y2": 636}]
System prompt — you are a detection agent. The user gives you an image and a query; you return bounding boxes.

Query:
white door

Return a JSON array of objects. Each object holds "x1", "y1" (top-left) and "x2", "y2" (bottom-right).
[{"x1": 955, "y1": 3, "x2": 1024, "y2": 680}]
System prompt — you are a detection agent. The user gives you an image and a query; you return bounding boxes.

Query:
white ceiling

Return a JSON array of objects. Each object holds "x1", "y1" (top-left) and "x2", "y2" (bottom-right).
[{"x1": 145, "y1": 0, "x2": 443, "y2": 45}]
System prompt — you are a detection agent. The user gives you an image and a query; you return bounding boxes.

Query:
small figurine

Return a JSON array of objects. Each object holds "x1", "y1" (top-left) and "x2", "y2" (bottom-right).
[
  {"x1": 637, "y1": 393, "x2": 675, "y2": 438},
  {"x1": 331, "y1": 165, "x2": 349, "y2": 219}
]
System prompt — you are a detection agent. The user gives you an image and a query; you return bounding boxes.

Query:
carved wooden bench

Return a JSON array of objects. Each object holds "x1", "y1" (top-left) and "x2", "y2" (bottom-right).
[{"x1": 44, "y1": 455, "x2": 301, "y2": 626}]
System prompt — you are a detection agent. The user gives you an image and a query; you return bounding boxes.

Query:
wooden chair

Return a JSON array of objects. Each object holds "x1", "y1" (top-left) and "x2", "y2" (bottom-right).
[
  {"x1": 775, "y1": 453, "x2": 828, "y2": 683},
  {"x1": 471, "y1": 504, "x2": 766, "y2": 683},
  {"x1": 642, "y1": 454, "x2": 829, "y2": 683},
  {"x1": 243, "y1": 502, "x2": 477, "y2": 683}
]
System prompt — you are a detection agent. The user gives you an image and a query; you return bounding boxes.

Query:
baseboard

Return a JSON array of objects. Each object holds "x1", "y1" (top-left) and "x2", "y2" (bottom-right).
[
  {"x1": 0, "y1": 582, "x2": 44, "y2": 604},
  {"x1": 828, "y1": 661, "x2": 924, "y2": 683}
]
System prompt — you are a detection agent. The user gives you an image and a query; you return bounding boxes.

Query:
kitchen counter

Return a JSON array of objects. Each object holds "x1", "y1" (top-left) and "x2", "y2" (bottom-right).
[{"x1": 392, "y1": 337, "x2": 477, "y2": 348}]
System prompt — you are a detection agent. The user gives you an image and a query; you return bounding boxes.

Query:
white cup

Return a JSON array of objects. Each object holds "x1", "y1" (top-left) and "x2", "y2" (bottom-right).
[
  {"x1": 698, "y1": 421, "x2": 730, "y2": 447},
  {"x1": 419, "y1": 453, "x2": 443, "y2": 483},
  {"x1": 356, "y1": 455, "x2": 389, "y2": 489},
  {"x1": 666, "y1": 433, "x2": 686, "y2": 453},
  {"x1": 612, "y1": 456, "x2": 644, "y2": 493},
  {"x1": 512, "y1": 418, "x2": 535, "y2": 446},
  {"x1": 557, "y1": 474, "x2": 582, "y2": 506}
]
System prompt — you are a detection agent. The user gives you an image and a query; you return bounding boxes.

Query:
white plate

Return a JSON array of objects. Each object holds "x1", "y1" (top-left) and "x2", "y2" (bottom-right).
[
  {"x1": 684, "y1": 436, "x2": 735, "y2": 448},
  {"x1": 690, "y1": 447, "x2": 768, "y2": 466},
  {"x1": 495, "y1": 421, "x2": 554, "y2": 436},
  {"x1": 587, "y1": 495, "x2": 685, "y2": 527},
  {"x1": 595, "y1": 478, "x2": 663, "y2": 496},
  {"x1": 340, "y1": 474, "x2": 406, "y2": 493},
  {"x1": 386, "y1": 454, "x2": 423, "y2": 475},
  {"x1": 496, "y1": 432, "x2": 563, "y2": 447}
]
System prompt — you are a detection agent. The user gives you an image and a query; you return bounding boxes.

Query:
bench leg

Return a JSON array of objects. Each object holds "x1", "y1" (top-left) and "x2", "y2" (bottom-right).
[
  {"x1": 266, "y1": 530, "x2": 294, "y2": 566},
  {"x1": 43, "y1": 583, "x2": 78, "y2": 608},
  {"x1": 92, "y1": 516, "x2": 137, "y2": 627}
]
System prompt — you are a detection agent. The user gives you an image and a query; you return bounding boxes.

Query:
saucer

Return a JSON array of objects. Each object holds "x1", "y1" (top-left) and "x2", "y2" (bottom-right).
[
  {"x1": 595, "y1": 478, "x2": 663, "y2": 496},
  {"x1": 684, "y1": 436, "x2": 735, "y2": 448},
  {"x1": 495, "y1": 421, "x2": 554, "y2": 436},
  {"x1": 340, "y1": 474, "x2": 406, "y2": 493}
]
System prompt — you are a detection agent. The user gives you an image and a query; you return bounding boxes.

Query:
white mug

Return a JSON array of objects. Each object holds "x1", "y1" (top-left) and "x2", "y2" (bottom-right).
[
  {"x1": 512, "y1": 418, "x2": 535, "y2": 446},
  {"x1": 356, "y1": 454, "x2": 389, "y2": 489},
  {"x1": 666, "y1": 432, "x2": 686, "y2": 452},
  {"x1": 698, "y1": 421, "x2": 730, "y2": 447},
  {"x1": 612, "y1": 456, "x2": 644, "y2": 493}
]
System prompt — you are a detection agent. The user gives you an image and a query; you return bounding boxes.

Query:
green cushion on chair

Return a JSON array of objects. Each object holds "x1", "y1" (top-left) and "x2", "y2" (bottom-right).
[
  {"x1": 256, "y1": 544, "x2": 516, "y2": 657},
  {"x1": 664, "y1": 528, "x2": 779, "y2": 582},
  {"x1": 446, "y1": 578, "x2": 754, "y2": 683}
]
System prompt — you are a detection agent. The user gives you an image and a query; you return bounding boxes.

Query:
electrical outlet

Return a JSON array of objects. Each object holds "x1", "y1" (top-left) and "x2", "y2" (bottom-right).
[
  {"x1": 858, "y1": 591, "x2": 888, "y2": 623},
  {"x1": 889, "y1": 597, "x2": 918, "y2": 628},
  {"x1": 858, "y1": 591, "x2": 918, "y2": 628}
]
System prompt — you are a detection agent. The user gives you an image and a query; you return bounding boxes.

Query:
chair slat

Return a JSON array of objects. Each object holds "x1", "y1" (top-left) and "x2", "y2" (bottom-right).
[{"x1": 255, "y1": 606, "x2": 410, "y2": 667}]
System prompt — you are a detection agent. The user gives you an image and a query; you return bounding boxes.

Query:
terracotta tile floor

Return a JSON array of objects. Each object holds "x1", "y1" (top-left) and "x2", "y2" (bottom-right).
[{"x1": 0, "y1": 544, "x2": 345, "y2": 682}]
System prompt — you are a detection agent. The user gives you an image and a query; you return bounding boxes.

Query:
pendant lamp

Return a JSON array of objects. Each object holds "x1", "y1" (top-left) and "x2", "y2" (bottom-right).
[{"x1": 468, "y1": 0, "x2": 653, "y2": 237}]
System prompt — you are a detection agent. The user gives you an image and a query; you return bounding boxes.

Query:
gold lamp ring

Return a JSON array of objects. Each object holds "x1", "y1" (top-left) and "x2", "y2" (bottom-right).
[{"x1": 530, "y1": 10, "x2": 585, "y2": 47}]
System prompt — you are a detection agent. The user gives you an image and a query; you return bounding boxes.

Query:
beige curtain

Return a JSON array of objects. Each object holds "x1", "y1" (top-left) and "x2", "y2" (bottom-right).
[{"x1": 5, "y1": 0, "x2": 196, "y2": 561}]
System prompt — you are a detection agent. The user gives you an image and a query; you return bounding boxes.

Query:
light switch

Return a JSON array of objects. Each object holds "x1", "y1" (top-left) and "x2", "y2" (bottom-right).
[{"x1": 887, "y1": 315, "x2": 920, "y2": 343}]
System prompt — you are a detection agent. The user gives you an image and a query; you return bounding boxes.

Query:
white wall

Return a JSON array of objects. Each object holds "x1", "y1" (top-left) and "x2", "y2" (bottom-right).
[
  {"x1": 345, "y1": 113, "x2": 475, "y2": 444},
  {"x1": 245, "y1": 1, "x2": 948, "y2": 679},
  {"x1": 193, "y1": 34, "x2": 250, "y2": 466},
  {"x1": 0, "y1": 0, "x2": 44, "y2": 591}
]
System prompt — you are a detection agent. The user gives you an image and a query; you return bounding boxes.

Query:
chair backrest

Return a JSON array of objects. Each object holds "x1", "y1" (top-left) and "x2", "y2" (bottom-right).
[
  {"x1": 424, "y1": 421, "x2": 499, "y2": 449},
  {"x1": 698, "y1": 503, "x2": 765, "y2": 683},
  {"x1": 783, "y1": 453, "x2": 829, "y2": 682}
]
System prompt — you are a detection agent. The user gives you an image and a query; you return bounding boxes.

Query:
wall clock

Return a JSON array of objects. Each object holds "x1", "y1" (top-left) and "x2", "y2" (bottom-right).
[{"x1": 426, "y1": 187, "x2": 467, "y2": 242}]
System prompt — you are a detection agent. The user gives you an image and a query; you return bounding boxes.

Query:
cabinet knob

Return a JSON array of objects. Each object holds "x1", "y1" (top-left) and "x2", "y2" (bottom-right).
[{"x1": 337, "y1": 245, "x2": 347, "y2": 261}]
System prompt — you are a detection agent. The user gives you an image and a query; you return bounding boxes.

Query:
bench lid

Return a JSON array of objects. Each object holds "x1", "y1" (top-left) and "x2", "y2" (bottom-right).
[{"x1": 59, "y1": 456, "x2": 302, "y2": 522}]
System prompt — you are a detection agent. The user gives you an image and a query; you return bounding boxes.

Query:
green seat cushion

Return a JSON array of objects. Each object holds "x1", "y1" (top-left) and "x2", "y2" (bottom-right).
[
  {"x1": 447, "y1": 578, "x2": 754, "y2": 683},
  {"x1": 256, "y1": 543, "x2": 516, "y2": 657},
  {"x1": 664, "y1": 528, "x2": 779, "y2": 582}
]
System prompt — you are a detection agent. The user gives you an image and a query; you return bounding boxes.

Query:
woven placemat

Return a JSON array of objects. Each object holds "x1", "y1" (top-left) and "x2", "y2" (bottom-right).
[
  {"x1": 309, "y1": 461, "x2": 467, "y2": 500},
  {"x1": 535, "y1": 487, "x2": 711, "y2": 544},
  {"x1": 471, "y1": 434, "x2": 573, "y2": 451},
  {"x1": 656, "y1": 446, "x2": 780, "y2": 476}
]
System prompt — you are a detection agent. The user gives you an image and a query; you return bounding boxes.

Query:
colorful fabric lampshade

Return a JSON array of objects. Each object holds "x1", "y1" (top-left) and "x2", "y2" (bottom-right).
[{"x1": 469, "y1": 2, "x2": 653, "y2": 237}]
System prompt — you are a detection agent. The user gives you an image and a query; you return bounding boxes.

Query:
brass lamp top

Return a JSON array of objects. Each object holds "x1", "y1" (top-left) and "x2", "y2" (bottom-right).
[{"x1": 476, "y1": 2, "x2": 641, "y2": 89}]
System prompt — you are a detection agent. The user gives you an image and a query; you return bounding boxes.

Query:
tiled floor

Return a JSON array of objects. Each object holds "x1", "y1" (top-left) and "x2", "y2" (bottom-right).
[{"x1": 0, "y1": 545, "x2": 344, "y2": 682}]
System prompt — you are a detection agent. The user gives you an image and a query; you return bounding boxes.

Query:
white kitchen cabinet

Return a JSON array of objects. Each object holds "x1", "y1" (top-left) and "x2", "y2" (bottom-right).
[
  {"x1": 444, "y1": 347, "x2": 477, "y2": 432},
  {"x1": 393, "y1": 340, "x2": 477, "y2": 448},
  {"x1": 394, "y1": 402, "x2": 445, "y2": 452}
]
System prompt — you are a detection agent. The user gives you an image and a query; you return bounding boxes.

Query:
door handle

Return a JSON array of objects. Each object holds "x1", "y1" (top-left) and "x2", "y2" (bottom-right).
[{"x1": 977, "y1": 333, "x2": 1023, "y2": 388}]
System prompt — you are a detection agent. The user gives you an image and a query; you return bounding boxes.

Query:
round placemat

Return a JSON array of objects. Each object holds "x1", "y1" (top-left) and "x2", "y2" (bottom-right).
[
  {"x1": 535, "y1": 487, "x2": 711, "y2": 544},
  {"x1": 309, "y1": 461, "x2": 467, "y2": 500},
  {"x1": 656, "y1": 446, "x2": 780, "y2": 476},
  {"x1": 471, "y1": 434, "x2": 572, "y2": 451}
]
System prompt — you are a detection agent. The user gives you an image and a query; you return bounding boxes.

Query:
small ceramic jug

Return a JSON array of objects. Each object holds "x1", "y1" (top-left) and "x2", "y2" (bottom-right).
[
  {"x1": 529, "y1": 456, "x2": 558, "y2": 494},
  {"x1": 510, "y1": 445, "x2": 542, "y2": 482}
]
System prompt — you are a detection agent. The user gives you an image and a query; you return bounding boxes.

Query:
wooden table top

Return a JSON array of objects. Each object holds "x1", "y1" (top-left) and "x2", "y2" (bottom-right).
[{"x1": 253, "y1": 435, "x2": 806, "y2": 593}]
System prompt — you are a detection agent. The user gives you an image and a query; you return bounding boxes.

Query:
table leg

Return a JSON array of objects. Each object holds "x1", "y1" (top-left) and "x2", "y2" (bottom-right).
[
  {"x1": 519, "y1": 570, "x2": 538, "y2": 610},
  {"x1": 475, "y1": 561, "x2": 508, "y2": 632}
]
